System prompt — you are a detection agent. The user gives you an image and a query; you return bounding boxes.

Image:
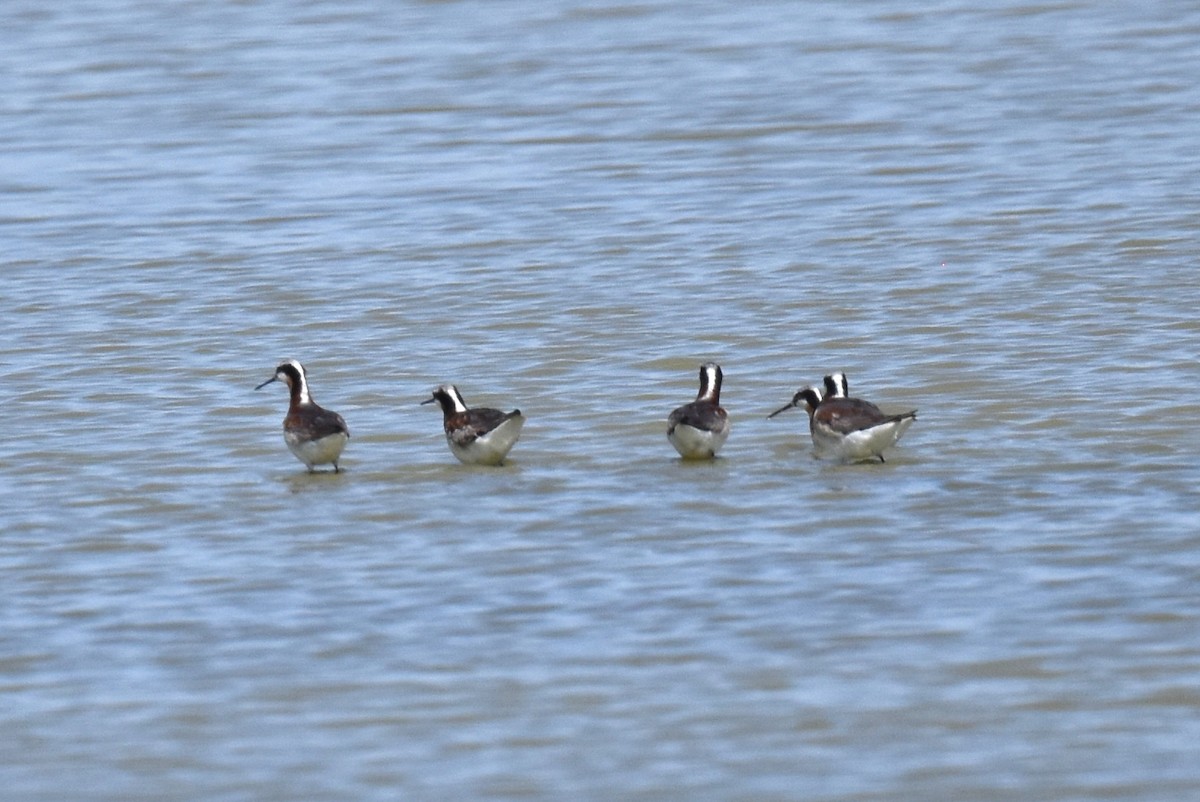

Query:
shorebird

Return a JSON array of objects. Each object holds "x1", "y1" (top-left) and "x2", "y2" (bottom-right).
[
  {"x1": 770, "y1": 375, "x2": 915, "y2": 463},
  {"x1": 667, "y1": 362, "x2": 731, "y2": 459},
  {"x1": 422, "y1": 384, "x2": 525, "y2": 466},
  {"x1": 255, "y1": 359, "x2": 349, "y2": 472}
]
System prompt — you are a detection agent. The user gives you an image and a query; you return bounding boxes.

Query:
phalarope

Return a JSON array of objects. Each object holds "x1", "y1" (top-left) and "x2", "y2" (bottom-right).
[
  {"x1": 255, "y1": 359, "x2": 349, "y2": 472},
  {"x1": 667, "y1": 362, "x2": 730, "y2": 459},
  {"x1": 771, "y1": 374, "x2": 915, "y2": 463},
  {"x1": 422, "y1": 384, "x2": 525, "y2": 466}
]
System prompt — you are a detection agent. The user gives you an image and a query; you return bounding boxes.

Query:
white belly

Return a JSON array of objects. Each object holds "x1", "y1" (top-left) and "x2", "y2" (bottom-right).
[
  {"x1": 813, "y1": 416, "x2": 913, "y2": 462},
  {"x1": 448, "y1": 415, "x2": 525, "y2": 466},
  {"x1": 668, "y1": 422, "x2": 730, "y2": 460},
  {"x1": 285, "y1": 431, "x2": 348, "y2": 470}
]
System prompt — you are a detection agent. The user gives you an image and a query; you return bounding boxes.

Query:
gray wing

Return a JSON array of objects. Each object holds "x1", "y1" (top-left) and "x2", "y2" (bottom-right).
[
  {"x1": 451, "y1": 408, "x2": 518, "y2": 444},
  {"x1": 311, "y1": 406, "x2": 350, "y2": 439},
  {"x1": 818, "y1": 398, "x2": 914, "y2": 434},
  {"x1": 668, "y1": 401, "x2": 727, "y2": 434}
]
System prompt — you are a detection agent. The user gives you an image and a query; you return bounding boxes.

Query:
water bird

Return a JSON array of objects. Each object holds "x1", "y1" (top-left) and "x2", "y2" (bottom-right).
[
  {"x1": 255, "y1": 359, "x2": 350, "y2": 472},
  {"x1": 422, "y1": 384, "x2": 525, "y2": 466},
  {"x1": 770, "y1": 375, "x2": 916, "y2": 463},
  {"x1": 667, "y1": 362, "x2": 730, "y2": 459}
]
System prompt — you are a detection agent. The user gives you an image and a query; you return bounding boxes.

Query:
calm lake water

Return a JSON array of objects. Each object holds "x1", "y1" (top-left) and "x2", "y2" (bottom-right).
[{"x1": 3, "y1": 1, "x2": 1199, "y2": 799}]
